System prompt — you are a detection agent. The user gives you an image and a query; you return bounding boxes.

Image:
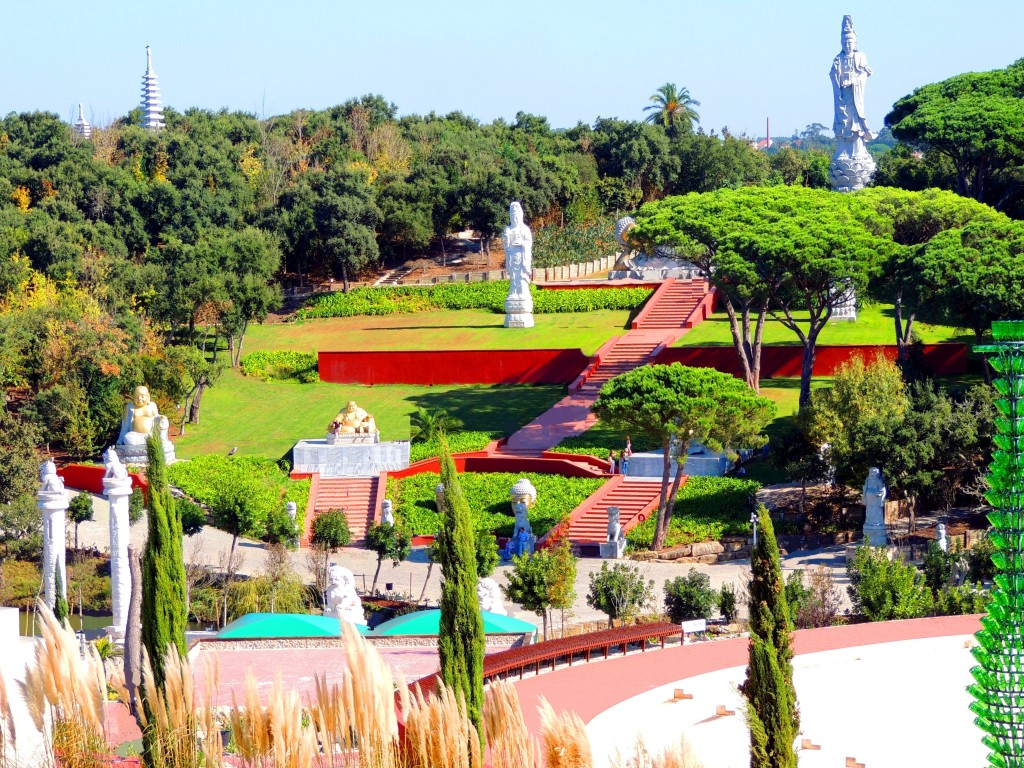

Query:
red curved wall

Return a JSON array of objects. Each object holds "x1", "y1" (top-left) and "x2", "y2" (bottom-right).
[
  {"x1": 318, "y1": 349, "x2": 591, "y2": 386},
  {"x1": 655, "y1": 343, "x2": 966, "y2": 377},
  {"x1": 58, "y1": 464, "x2": 148, "y2": 495}
]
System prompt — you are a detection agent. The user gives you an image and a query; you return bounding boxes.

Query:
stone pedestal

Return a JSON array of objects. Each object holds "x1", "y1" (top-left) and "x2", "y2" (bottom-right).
[
  {"x1": 103, "y1": 473, "x2": 133, "y2": 638},
  {"x1": 38, "y1": 488, "x2": 69, "y2": 611},
  {"x1": 599, "y1": 539, "x2": 626, "y2": 559},
  {"x1": 830, "y1": 150, "x2": 876, "y2": 192},
  {"x1": 113, "y1": 441, "x2": 175, "y2": 466},
  {"x1": 292, "y1": 439, "x2": 410, "y2": 478},
  {"x1": 326, "y1": 430, "x2": 380, "y2": 446},
  {"x1": 504, "y1": 296, "x2": 534, "y2": 328},
  {"x1": 863, "y1": 521, "x2": 888, "y2": 547}
]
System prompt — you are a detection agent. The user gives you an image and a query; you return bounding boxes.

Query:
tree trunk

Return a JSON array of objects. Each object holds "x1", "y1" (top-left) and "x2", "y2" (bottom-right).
[
  {"x1": 418, "y1": 561, "x2": 434, "y2": 604},
  {"x1": 227, "y1": 334, "x2": 235, "y2": 367},
  {"x1": 341, "y1": 263, "x2": 350, "y2": 293},
  {"x1": 371, "y1": 558, "x2": 383, "y2": 594},
  {"x1": 798, "y1": 337, "x2": 818, "y2": 410},
  {"x1": 893, "y1": 292, "x2": 915, "y2": 366},
  {"x1": 651, "y1": 439, "x2": 673, "y2": 551},
  {"x1": 189, "y1": 383, "x2": 206, "y2": 424},
  {"x1": 541, "y1": 610, "x2": 548, "y2": 641},
  {"x1": 233, "y1": 321, "x2": 248, "y2": 368},
  {"x1": 125, "y1": 545, "x2": 143, "y2": 725}
]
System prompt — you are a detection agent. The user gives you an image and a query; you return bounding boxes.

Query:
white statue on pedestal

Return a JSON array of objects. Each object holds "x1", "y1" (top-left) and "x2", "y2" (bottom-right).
[
  {"x1": 508, "y1": 477, "x2": 537, "y2": 555},
  {"x1": 38, "y1": 461, "x2": 69, "y2": 611},
  {"x1": 829, "y1": 15, "x2": 876, "y2": 192},
  {"x1": 116, "y1": 385, "x2": 175, "y2": 464},
  {"x1": 381, "y1": 499, "x2": 395, "y2": 526},
  {"x1": 503, "y1": 202, "x2": 534, "y2": 328},
  {"x1": 477, "y1": 577, "x2": 508, "y2": 615},
  {"x1": 600, "y1": 506, "x2": 627, "y2": 559},
  {"x1": 323, "y1": 564, "x2": 367, "y2": 626},
  {"x1": 103, "y1": 448, "x2": 133, "y2": 637},
  {"x1": 862, "y1": 466, "x2": 888, "y2": 547}
]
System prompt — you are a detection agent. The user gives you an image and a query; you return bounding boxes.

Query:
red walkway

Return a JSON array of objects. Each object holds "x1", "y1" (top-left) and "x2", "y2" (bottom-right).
[{"x1": 512, "y1": 614, "x2": 981, "y2": 735}]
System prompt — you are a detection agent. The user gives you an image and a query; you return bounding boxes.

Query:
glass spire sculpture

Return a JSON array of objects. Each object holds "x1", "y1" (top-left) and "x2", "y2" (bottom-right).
[{"x1": 971, "y1": 320, "x2": 1024, "y2": 768}]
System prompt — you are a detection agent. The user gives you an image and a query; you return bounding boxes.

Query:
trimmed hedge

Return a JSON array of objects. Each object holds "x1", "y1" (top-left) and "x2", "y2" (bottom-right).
[
  {"x1": 386, "y1": 471, "x2": 605, "y2": 537},
  {"x1": 627, "y1": 476, "x2": 761, "y2": 549},
  {"x1": 550, "y1": 423, "x2": 658, "y2": 460},
  {"x1": 296, "y1": 283, "x2": 652, "y2": 320},
  {"x1": 167, "y1": 455, "x2": 310, "y2": 535},
  {"x1": 533, "y1": 217, "x2": 617, "y2": 268},
  {"x1": 409, "y1": 431, "x2": 502, "y2": 463},
  {"x1": 241, "y1": 351, "x2": 320, "y2": 383}
]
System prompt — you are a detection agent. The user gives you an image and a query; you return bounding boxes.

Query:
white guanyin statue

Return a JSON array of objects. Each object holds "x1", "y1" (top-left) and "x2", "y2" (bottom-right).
[
  {"x1": 324, "y1": 563, "x2": 367, "y2": 626},
  {"x1": 502, "y1": 202, "x2": 534, "y2": 328}
]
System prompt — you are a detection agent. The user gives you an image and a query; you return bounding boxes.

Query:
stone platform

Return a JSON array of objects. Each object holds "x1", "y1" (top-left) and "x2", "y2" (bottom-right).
[
  {"x1": 113, "y1": 441, "x2": 175, "y2": 466},
  {"x1": 292, "y1": 439, "x2": 410, "y2": 478},
  {"x1": 626, "y1": 444, "x2": 746, "y2": 479}
]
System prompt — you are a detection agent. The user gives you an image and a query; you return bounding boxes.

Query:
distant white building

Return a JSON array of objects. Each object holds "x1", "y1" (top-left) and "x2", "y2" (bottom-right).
[
  {"x1": 751, "y1": 137, "x2": 773, "y2": 151},
  {"x1": 140, "y1": 46, "x2": 165, "y2": 130},
  {"x1": 72, "y1": 103, "x2": 92, "y2": 139}
]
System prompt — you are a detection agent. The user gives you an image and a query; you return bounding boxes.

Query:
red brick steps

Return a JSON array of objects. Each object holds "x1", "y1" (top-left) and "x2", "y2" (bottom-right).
[
  {"x1": 301, "y1": 476, "x2": 381, "y2": 546},
  {"x1": 539, "y1": 475, "x2": 666, "y2": 548}
]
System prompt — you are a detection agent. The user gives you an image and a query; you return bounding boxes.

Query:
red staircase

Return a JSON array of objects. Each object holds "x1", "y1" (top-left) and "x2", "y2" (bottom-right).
[
  {"x1": 301, "y1": 476, "x2": 380, "y2": 546},
  {"x1": 539, "y1": 475, "x2": 665, "y2": 547},
  {"x1": 631, "y1": 278, "x2": 710, "y2": 331},
  {"x1": 575, "y1": 334, "x2": 666, "y2": 394}
]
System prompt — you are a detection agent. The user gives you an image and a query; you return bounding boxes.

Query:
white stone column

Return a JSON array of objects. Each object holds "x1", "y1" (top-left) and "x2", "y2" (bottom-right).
[
  {"x1": 103, "y1": 471, "x2": 133, "y2": 637},
  {"x1": 38, "y1": 471, "x2": 69, "y2": 611}
]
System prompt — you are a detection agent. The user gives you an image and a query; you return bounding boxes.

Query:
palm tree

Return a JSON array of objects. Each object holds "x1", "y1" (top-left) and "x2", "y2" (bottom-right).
[
  {"x1": 409, "y1": 406, "x2": 464, "y2": 443},
  {"x1": 643, "y1": 83, "x2": 701, "y2": 132}
]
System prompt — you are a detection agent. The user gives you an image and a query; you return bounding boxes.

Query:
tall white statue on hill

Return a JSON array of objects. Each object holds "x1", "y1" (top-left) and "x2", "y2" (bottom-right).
[
  {"x1": 829, "y1": 15, "x2": 876, "y2": 192},
  {"x1": 503, "y1": 202, "x2": 534, "y2": 328}
]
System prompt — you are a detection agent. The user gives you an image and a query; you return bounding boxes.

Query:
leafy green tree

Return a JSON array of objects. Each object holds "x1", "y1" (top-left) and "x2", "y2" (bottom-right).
[
  {"x1": 0, "y1": 410, "x2": 39, "y2": 505},
  {"x1": 410, "y1": 407, "x2": 464, "y2": 443},
  {"x1": 503, "y1": 548, "x2": 557, "y2": 640},
  {"x1": 643, "y1": 83, "x2": 701, "y2": 133},
  {"x1": 718, "y1": 582, "x2": 737, "y2": 623},
  {"x1": 586, "y1": 561, "x2": 655, "y2": 628},
  {"x1": 663, "y1": 569, "x2": 717, "y2": 623},
  {"x1": 309, "y1": 509, "x2": 352, "y2": 593},
  {"x1": 547, "y1": 538, "x2": 577, "y2": 632},
  {"x1": 68, "y1": 492, "x2": 94, "y2": 551},
  {"x1": 741, "y1": 507, "x2": 798, "y2": 768},
  {"x1": 365, "y1": 521, "x2": 412, "y2": 594},
  {"x1": 885, "y1": 59, "x2": 1024, "y2": 207},
  {"x1": 592, "y1": 364, "x2": 775, "y2": 550},
  {"x1": 435, "y1": 437, "x2": 485, "y2": 743},
  {"x1": 846, "y1": 545, "x2": 932, "y2": 621},
  {"x1": 140, "y1": 427, "x2": 187, "y2": 691}
]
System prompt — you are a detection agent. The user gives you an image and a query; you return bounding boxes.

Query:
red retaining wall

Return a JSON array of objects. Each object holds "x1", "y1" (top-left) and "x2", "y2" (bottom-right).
[
  {"x1": 318, "y1": 348, "x2": 591, "y2": 386},
  {"x1": 58, "y1": 464, "x2": 148, "y2": 495},
  {"x1": 388, "y1": 453, "x2": 606, "y2": 480},
  {"x1": 655, "y1": 343, "x2": 966, "y2": 377}
]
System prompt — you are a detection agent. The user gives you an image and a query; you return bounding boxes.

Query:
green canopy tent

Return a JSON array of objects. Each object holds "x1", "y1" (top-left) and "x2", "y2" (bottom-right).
[
  {"x1": 217, "y1": 612, "x2": 370, "y2": 638},
  {"x1": 371, "y1": 609, "x2": 536, "y2": 637}
]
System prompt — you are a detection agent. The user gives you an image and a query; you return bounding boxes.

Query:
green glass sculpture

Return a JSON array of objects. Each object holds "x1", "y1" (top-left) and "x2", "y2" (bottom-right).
[{"x1": 971, "y1": 320, "x2": 1024, "y2": 768}]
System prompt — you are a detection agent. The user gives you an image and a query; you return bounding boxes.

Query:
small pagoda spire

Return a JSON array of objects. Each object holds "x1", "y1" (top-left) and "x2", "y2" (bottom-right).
[
  {"x1": 140, "y1": 45, "x2": 165, "y2": 130},
  {"x1": 73, "y1": 103, "x2": 92, "y2": 139}
]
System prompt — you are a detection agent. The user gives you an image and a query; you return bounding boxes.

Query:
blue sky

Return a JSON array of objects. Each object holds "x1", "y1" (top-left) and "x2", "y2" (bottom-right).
[{"x1": 6, "y1": 1, "x2": 1024, "y2": 137}]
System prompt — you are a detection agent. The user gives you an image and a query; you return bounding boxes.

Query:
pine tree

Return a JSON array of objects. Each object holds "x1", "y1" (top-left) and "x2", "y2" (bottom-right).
[
  {"x1": 53, "y1": 567, "x2": 69, "y2": 624},
  {"x1": 435, "y1": 435, "x2": 485, "y2": 744},
  {"x1": 740, "y1": 505, "x2": 798, "y2": 768},
  {"x1": 140, "y1": 428, "x2": 187, "y2": 688}
]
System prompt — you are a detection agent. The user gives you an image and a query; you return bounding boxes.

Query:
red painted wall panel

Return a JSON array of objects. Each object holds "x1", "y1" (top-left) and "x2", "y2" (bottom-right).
[
  {"x1": 58, "y1": 464, "x2": 148, "y2": 495},
  {"x1": 318, "y1": 348, "x2": 590, "y2": 386},
  {"x1": 654, "y1": 343, "x2": 967, "y2": 377}
]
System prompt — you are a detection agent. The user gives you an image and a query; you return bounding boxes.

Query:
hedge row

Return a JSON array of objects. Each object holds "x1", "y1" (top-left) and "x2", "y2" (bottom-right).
[
  {"x1": 167, "y1": 455, "x2": 310, "y2": 533},
  {"x1": 549, "y1": 424, "x2": 658, "y2": 460},
  {"x1": 296, "y1": 282, "x2": 652, "y2": 320},
  {"x1": 408, "y1": 431, "x2": 503, "y2": 463},
  {"x1": 386, "y1": 471, "x2": 605, "y2": 537},
  {"x1": 533, "y1": 217, "x2": 617, "y2": 268},
  {"x1": 240, "y1": 351, "x2": 320, "y2": 383},
  {"x1": 626, "y1": 476, "x2": 761, "y2": 549}
]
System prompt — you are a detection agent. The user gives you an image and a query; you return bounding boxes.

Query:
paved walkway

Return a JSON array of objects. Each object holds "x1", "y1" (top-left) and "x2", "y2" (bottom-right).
[{"x1": 498, "y1": 391, "x2": 599, "y2": 452}]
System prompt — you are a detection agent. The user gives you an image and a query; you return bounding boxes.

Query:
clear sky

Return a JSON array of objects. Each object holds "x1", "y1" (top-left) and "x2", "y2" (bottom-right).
[{"x1": 5, "y1": 1, "x2": 1024, "y2": 137}]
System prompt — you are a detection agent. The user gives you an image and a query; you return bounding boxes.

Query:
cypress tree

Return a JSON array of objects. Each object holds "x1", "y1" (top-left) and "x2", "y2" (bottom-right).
[
  {"x1": 740, "y1": 505, "x2": 798, "y2": 768},
  {"x1": 140, "y1": 427, "x2": 187, "y2": 688},
  {"x1": 53, "y1": 567, "x2": 69, "y2": 624},
  {"x1": 435, "y1": 435, "x2": 486, "y2": 743}
]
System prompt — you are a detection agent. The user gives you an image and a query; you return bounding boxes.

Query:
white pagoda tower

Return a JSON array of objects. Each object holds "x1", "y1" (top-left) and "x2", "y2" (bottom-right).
[
  {"x1": 72, "y1": 104, "x2": 92, "y2": 139},
  {"x1": 140, "y1": 46, "x2": 165, "y2": 130}
]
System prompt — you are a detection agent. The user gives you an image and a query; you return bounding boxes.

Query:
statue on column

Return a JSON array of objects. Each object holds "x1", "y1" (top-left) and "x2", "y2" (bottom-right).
[
  {"x1": 37, "y1": 460, "x2": 69, "y2": 610},
  {"x1": 103, "y1": 447, "x2": 133, "y2": 637},
  {"x1": 829, "y1": 15, "x2": 877, "y2": 191},
  {"x1": 862, "y1": 466, "x2": 888, "y2": 547},
  {"x1": 503, "y1": 202, "x2": 535, "y2": 328}
]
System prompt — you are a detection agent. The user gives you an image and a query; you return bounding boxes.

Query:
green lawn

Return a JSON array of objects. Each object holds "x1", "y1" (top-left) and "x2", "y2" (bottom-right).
[
  {"x1": 174, "y1": 371, "x2": 565, "y2": 460},
  {"x1": 676, "y1": 303, "x2": 973, "y2": 347},
  {"x1": 244, "y1": 309, "x2": 631, "y2": 357}
]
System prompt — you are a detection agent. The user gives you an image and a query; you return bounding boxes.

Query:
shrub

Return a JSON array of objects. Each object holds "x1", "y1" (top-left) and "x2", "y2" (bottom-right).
[
  {"x1": 933, "y1": 584, "x2": 991, "y2": 615},
  {"x1": 627, "y1": 477, "x2": 761, "y2": 549},
  {"x1": 846, "y1": 546, "x2": 932, "y2": 621},
  {"x1": 787, "y1": 566, "x2": 843, "y2": 629},
  {"x1": 922, "y1": 541, "x2": 957, "y2": 592},
  {"x1": 532, "y1": 217, "x2": 617, "y2": 267},
  {"x1": 475, "y1": 530, "x2": 499, "y2": 578},
  {"x1": 240, "y1": 350, "x2": 319, "y2": 383},
  {"x1": 968, "y1": 532, "x2": 997, "y2": 583},
  {"x1": 387, "y1": 471, "x2": 604, "y2": 537},
  {"x1": 586, "y1": 561, "x2": 655, "y2": 628},
  {"x1": 408, "y1": 431, "x2": 502, "y2": 463},
  {"x1": 663, "y1": 569, "x2": 717, "y2": 623},
  {"x1": 296, "y1": 282, "x2": 652, "y2": 319},
  {"x1": 178, "y1": 499, "x2": 206, "y2": 536},
  {"x1": 311, "y1": 509, "x2": 352, "y2": 551},
  {"x1": 719, "y1": 582, "x2": 737, "y2": 623}
]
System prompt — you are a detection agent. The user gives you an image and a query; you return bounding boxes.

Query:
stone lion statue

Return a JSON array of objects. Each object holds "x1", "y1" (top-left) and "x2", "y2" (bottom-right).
[
  {"x1": 39, "y1": 460, "x2": 65, "y2": 493},
  {"x1": 103, "y1": 447, "x2": 129, "y2": 480},
  {"x1": 323, "y1": 563, "x2": 367, "y2": 626},
  {"x1": 477, "y1": 577, "x2": 508, "y2": 616}
]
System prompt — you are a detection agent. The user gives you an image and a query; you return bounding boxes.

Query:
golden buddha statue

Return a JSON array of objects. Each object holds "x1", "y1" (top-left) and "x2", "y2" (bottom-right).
[{"x1": 329, "y1": 400, "x2": 376, "y2": 435}]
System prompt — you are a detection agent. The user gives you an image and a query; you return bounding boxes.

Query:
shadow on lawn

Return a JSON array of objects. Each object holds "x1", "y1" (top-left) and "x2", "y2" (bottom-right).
[{"x1": 407, "y1": 385, "x2": 565, "y2": 437}]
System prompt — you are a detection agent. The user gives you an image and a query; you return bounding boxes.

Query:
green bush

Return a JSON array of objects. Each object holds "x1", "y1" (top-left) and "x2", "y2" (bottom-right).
[
  {"x1": 311, "y1": 509, "x2": 352, "y2": 550},
  {"x1": 533, "y1": 217, "x2": 617, "y2": 268},
  {"x1": 922, "y1": 541, "x2": 956, "y2": 592},
  {"x1": 167, "y1": 455, "x2": 309, "y2": 539},
  {"x1": 296, "y1": 282, "x2": 652, "y2": 320},
  {"x1": 178, "y1": 499, "x2": 206, "y2": 536},
  {"x1": 240, "y1": 351, "x2": 319, "y2": 383},
  {"x1": 409, "y1": 431, "x2": 502, "y2": 463},
  {"x1": 933, "y1": 584, "x2": 991, "y2": 615},
  {"x1": 968, "y1": 532, "x2": 997, "y2": 583},
  {"x1": 549, "y1": 423, "x2": 656, "y2": 460},
  {"x1": 719, "y1": 582, "x2": 737, "y2": 623},
  {"x1": 129, "y1": 487, "x2": 145, "y2": 525},
  {"x1": 627, "y1": 477, "x2": 761, "y2": 549},
  {"x1": 664, "y1": 569, "x2": 717, "y2": 623},
  {"x1": 846, "y1": 546, "x2": 932, "y2": 621},
  {"x1": 386, "y1": 471, "x2": 605, "y2": 537}
]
